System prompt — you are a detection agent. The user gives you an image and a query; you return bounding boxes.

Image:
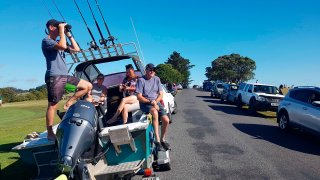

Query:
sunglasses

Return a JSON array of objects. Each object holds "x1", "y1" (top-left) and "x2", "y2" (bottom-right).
[
  {"x1": 147, "y1": 68, "x2": 156, "y2": 72},
  {"x1": 97, "y1": 78, "x2": 104, "y2": 80}
]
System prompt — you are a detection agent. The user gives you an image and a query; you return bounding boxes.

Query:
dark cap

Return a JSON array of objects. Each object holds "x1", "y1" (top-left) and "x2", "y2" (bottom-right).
[
  {"x1": 46, "y1": 19, "x2": 62, "y2": 28},
  {"x1": 97, "y1": 73, "x2": 104, "y2": 79},
  {"x1": 125, "y1": 64, "x2": 134, "y2": 70},
  {"x1": 145, "y1": 63, "x2": 156, "y2": 71}
]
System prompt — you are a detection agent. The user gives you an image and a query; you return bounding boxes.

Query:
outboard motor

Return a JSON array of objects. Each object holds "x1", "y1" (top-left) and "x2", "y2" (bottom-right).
[{"x1": 56, "y1": 100, "x2": 97, "y2": 177}]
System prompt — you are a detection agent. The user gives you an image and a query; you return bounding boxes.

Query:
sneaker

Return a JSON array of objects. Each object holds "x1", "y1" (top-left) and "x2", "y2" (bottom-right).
[{"x1": 161, "y1": 141, "x2": 171, "y2": 150}]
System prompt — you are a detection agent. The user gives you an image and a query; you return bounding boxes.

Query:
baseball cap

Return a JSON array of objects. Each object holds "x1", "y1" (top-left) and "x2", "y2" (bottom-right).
[
  {"x1": 46, "y1": 19, "x2": 62, "y2": 28},
  {"x1": 145, "y1": 63, "x2": 156, "y2": 71}
]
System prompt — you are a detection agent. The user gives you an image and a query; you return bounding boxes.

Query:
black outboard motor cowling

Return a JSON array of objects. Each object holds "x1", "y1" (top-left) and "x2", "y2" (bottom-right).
[{"x1": 56, "y1": 100, "x2": 97, "y2": 176}]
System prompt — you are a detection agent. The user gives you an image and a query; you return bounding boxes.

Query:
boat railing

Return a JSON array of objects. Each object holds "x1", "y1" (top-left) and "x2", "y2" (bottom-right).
[{"x1": 66, "y1": 42, "x2": 140, "y2": 65}]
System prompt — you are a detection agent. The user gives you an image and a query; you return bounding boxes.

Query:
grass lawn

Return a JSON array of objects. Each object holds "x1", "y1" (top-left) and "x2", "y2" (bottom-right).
[{"x1": 0, "y1": 100, "x2": 65, "y2": 179}]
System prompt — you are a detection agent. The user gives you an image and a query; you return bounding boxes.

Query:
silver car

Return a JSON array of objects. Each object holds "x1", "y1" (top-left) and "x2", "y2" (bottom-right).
[{"x1": 277, "y1": 86, "x2": 320, "y2": 134}]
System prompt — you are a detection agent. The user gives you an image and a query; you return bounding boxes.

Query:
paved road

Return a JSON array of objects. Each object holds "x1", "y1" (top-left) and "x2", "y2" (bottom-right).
[{"x1": 152, "y1": 88, "x2": 320, "y2": 180}]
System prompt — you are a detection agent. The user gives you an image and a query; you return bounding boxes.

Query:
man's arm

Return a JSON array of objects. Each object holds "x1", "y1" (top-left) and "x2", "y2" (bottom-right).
[
  {"x1": 137, "y1": 93, "x2": 151, "y2": 104},
  {"x1": 67, "y1": 31, "x2": 80, "y2": 53},
  {"x1": 54, "y1": 23, "x2": 67, "y2": 50},
  {"x1": 153, "y1": 91, "x2": 163, "y2": 105}
]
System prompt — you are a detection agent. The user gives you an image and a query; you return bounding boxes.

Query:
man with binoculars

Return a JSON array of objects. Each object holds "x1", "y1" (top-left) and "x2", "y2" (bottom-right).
[{"x1": 41, "y1": 19, "x2": 92, "y2": 140}]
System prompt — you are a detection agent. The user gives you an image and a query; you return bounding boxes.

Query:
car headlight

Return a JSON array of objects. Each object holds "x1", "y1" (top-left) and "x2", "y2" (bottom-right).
[{"x1": 257, "y1": 96, "x2": 266, "y2": 101}]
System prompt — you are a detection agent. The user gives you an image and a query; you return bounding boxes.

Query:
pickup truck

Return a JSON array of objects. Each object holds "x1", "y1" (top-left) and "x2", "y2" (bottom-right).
[{"x1": 236, "y1": 82, "x2": 284, "y2": 114}]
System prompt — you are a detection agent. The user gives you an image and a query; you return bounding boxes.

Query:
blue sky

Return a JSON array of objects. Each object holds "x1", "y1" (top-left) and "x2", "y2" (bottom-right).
[{"x1": 0, "y1": 0, "x2": 319, "y2": 90}]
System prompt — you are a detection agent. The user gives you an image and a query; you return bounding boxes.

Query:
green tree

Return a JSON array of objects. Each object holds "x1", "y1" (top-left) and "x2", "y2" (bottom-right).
[
  {"x1": 206, "y1": 54, "x2": 256, "y2": 83},
  {"x1": 165, "y1": 51, "x2": 195, "y2": 87},
  {"x1": 156, "y1": 64, "x2": 184, "y2": 84}
]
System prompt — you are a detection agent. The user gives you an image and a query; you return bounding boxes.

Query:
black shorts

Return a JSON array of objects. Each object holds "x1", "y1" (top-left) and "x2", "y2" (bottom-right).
[
  {"x1": 140, "y1": 102, "x2": 167, "y2": 117},
  {"x1": 45, "y1": 75, "x2": 80, "y2": 103}
]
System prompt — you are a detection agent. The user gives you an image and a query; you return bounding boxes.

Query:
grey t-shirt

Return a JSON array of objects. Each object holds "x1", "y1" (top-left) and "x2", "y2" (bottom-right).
[
  {"x1": 42, "y1": 37, "x2": 68, "y2": 77},
  {"x1": 92, "y1": 83, "x2": 107, "y2": 102},
  {"x1": 136, "y1": 75, "x2": 162, "y2": 101}
]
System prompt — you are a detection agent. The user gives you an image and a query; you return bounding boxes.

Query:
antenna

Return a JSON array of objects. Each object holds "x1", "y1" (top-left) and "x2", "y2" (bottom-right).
[{"x1": 130, "y1": 17, "x2": 145, "y2": 64}]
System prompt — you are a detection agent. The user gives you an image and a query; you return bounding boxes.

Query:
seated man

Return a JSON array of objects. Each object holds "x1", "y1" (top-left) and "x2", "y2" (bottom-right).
[
  {"x1": 136, "y1": 63, "x2": 170, "y2": 150},
  {"x1": 87, "y1": 74, "x2": 108, "y2": 115}
]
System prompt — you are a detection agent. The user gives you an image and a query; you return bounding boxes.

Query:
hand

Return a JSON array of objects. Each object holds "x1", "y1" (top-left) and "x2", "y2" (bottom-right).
[
  {"x1": 154, "y1": 104, "x2": 160, "y2": 111},
  {"x1": 151, "y1": 100, "x2": 157, "y2": 106},
  {"x1": 58, "y1": 23, "x2": 67, "y2": 34}
]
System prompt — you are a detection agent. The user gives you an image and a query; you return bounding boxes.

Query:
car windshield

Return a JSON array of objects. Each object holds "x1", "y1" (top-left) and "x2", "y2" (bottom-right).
[
  {"x1": 217, "y1": 84, "x2": 223, "y2": 88},
  {"x1": 253, "y1": 85, "x2": 279, "y2": 94}
]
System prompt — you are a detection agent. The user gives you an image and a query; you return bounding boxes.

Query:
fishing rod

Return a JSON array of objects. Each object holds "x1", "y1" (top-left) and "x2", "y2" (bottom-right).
[
  {"x1": 94, "y1": 0, "x2": 118, "y2": 54},
  {"x1": 41, "y1": 0, "x2": 78, "y2": 62},
  {"x1": 73, "y1": 0, "x2": 99, "y2": 50},
  {"x1": 51, "y1": 0, "x2": 87, "y2": 62},
  {"x1": 41, "y1": 0, "x2": 54, "y2": 19},
  {"x1": 86, "y1": 0, "x2": 107, "y2": 46}
]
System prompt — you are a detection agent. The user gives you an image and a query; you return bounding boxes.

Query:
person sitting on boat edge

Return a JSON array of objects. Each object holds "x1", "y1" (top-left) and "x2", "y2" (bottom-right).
[
  {"x1": 107, "y1": 64, "x2": 140, "y2": 125},
  {"x1": 86, "y1": 74, "x2": 108, "y2": 115},
  {"x1": 42, "y1": 19, "x2": 92, "y2": 140},
  {"x1": 136, "y1": 63, "x2": 171, "y2": 151}
]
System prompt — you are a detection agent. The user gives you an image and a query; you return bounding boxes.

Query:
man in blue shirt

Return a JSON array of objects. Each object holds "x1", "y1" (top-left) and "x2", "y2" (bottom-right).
[
  {"x1": 42, "y1": 19, "x2": 92, "y2": 140},
  {"x1": 136, "y1": 63, "x2": 170, "y2": 150}
]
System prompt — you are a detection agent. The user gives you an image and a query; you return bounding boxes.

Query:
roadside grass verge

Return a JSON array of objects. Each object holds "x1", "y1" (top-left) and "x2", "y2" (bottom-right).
[{"x1": 0, "y1": 100, "x2": 65, "y2": 178}]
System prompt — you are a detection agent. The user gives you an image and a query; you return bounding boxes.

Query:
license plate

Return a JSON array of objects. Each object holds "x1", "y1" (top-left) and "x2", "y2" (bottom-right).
[{"x1": 271, "y1": 103, "x2": 279, "y2": 106}]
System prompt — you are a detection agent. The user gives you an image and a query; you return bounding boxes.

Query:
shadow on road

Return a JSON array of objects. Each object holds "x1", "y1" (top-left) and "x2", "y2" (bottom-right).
[
  {"x1": 196, "y1": 95, "x2": 212, "y2": 99},
  {"x1": 233, "y1": 123, "x2": 320, "y2": 155},
  {"x1": 203, "y1": 98, "x2": 275, "y2": 118}
]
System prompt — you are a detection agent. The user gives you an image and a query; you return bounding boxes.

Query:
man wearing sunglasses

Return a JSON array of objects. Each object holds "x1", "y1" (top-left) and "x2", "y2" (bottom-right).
[{"x1": 136, "y1": 63, "x2": 171, "y2": 150}]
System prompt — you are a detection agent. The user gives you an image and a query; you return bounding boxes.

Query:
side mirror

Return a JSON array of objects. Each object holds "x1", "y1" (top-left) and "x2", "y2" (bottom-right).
[{"x1": 248, "y1": 89, "x2": 252, "y2": 93}]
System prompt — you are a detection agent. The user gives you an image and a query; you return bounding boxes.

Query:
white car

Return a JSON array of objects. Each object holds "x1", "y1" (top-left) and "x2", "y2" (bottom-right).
[{"x1": 161, "y1": 84, "x2": 178, "y2": 123}]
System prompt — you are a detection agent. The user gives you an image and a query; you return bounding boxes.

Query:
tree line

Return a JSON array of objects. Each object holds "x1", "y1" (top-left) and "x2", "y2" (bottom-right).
[
  {"x1": 0, "y1": 51, "x2": 194, "y2": 103},
  {"x1": 205, "y1": 53, "x2": 256, "y2": 83},
  {"x1": 0, "y1": 85, "x2": 47, "y2": 103}
]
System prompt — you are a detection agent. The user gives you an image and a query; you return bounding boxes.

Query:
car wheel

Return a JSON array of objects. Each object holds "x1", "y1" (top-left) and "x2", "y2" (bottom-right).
[
  {"x1": 278, "y1": 112, "x2": 290, "y2": 131},
  {"x1": 248, "y1": 98, "x2": 256, "y2": 114},
  {"x1": 236, "y1": 96, "x2": 243, "y2": 109},
  {"x1": 172, "y1": 101, "x2": 178, "y2": 114},
  {"x1": 168, "y1": 103, "x2": 172, "y2": 124}
]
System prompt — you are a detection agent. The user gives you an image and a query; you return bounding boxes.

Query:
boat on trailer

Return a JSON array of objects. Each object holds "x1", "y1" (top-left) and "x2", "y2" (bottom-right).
[{"x1": 13, "y1": 40, "x2": 171, "y2": 179}]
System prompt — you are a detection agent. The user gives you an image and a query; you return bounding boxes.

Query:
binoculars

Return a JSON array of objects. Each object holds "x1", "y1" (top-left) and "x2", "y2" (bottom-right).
[{"x1": 54, "y1": 23, "x2": 72, "y2": 32}]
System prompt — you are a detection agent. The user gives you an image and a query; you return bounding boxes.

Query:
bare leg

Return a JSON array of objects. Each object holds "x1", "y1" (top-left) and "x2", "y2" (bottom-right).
[
  {"x1": 150, "y1": 108, "x2": 160, "y2": 142},
  {"x1": 46, "y1": 102, "x2": 58, "y2": 140},
  {"x1": 108, "y1": 95, "x2": 137, "y2": 124},
  {"x1": 160, "y1": 115, "x2": 170, "y2": 142},
  {"x1": 122, "y1": 105, "x2": 129, "y2": 124},
  {"x1": 64, "y1": 79, "x2": 92, "y2": 110}
]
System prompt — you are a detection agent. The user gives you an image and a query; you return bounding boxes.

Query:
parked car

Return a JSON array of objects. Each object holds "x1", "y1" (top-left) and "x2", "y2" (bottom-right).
[
  {"x1": 236, "y1": 82, "x2": 284, "y2": 114},
  {"x1": 277, "y1": 86, "x2": 320, "y2": 134},
  {"x1": 166, "y1": 83, "x2": 177, "y2": 96},
  {"x1": 211, "y1": 82, "x2": 224, "y2": 98},
  {"x1": 161, "y1": 84, "x2": 178, "y2": 123},
  {"x1": 177, "y1": 84, "x2": 183, "y2": 90},
  {"x1": 193, "y1": 85, "x2": 199, "y2": 89},
  {"x1": 220, "y1": 83, "x2": 238, "y2": 103},
  {"x1": 203, "y1": 81, "x2": 213, "y2": 91}
]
